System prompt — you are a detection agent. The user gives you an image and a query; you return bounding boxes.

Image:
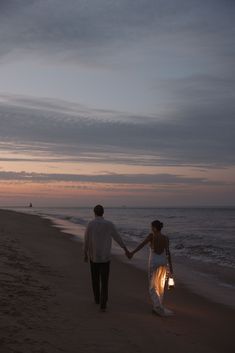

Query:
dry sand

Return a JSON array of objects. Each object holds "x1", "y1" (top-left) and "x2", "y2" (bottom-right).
[{"x1": 0, "y1": 209, "x2": 234, "y2": 353}]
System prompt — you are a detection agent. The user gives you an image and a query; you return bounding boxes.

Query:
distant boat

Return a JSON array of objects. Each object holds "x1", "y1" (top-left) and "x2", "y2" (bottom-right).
[{"x1": 29, "y1": 203, "x2": 33, "y2": 208}]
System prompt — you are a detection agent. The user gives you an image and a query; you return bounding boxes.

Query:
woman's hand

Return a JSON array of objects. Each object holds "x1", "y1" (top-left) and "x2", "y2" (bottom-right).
[
  {"x1": 125, "y1": 250, "x2": 134, "y2": 259},
  {"x1": 128, "y1": 251, "x2": 134, "y2": 259}
]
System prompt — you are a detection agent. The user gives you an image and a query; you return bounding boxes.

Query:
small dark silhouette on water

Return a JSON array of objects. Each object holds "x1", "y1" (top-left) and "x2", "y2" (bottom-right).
[{"x1": 29, "y1": 203, "x2": 33, "y2": 208}]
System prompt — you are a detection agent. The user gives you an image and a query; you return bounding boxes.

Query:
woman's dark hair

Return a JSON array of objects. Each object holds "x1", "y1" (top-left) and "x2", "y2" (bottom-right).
[
  {"x1": 151, "y1": 220, "x2": 163, "y2": 230},
  {"x1": 94, "y1": 204, "x2": 104, "y2": 216}
]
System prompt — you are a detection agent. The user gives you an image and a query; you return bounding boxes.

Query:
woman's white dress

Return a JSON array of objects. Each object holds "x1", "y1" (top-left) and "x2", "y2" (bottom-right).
[{"x1": 148, "y1": 248, "x2": 173, "y2": 316}]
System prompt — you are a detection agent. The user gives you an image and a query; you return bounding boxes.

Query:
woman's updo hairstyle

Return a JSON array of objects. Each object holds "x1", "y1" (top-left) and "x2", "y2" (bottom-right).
[{"x1": 151, "y1": 220, "x2": 163, "y2": 231}]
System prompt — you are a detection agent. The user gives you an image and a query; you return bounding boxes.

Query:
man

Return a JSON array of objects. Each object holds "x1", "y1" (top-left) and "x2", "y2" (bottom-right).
[{"x1": 84, "y1": 204, "x2": 130, "y2": 312}]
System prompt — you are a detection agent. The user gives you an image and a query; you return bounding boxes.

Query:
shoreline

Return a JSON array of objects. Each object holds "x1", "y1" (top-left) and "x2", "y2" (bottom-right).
[
  {"x1": 34, "y1": 212, "x2": 235, "y2": 310},
  {"x1": 0, "y1": 209, "x2": 234, "y2": 353}
]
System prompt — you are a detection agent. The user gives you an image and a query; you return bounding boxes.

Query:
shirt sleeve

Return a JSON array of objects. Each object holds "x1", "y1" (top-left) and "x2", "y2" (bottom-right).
[
  {"x1": 83, "y1": 223, "x2": 90, "y2": 256},
  {"x1": 110, "y1": 223, "x2": 126, "y2": 249}
]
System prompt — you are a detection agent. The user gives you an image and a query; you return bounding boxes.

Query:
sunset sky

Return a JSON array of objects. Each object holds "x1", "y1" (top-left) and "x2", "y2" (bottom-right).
[{"x1": 0, "y1": 0, "x2": 234, "y2": 207}]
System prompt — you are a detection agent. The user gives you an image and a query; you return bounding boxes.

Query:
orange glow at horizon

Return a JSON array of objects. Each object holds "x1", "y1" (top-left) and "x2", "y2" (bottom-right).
[
  {"x1": 1, "y1": 145, "x2": 235, "y2": 206},
  {"x1": 0, "y1": 178, "x2": 234, "y2": 207}
]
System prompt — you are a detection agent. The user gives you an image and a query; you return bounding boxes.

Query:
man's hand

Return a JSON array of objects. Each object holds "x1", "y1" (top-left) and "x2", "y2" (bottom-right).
[
  {"x1": 128, "y1": 251, "x2": 134, "y2": 259},
  {"x1": 125, "y1": 249, "x2": 133, "y2": 259}
]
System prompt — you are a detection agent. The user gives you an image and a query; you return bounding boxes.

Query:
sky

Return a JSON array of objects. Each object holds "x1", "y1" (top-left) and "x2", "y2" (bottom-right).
[{"x1": 0, "y1": 0, "x2": 234, "y2": 207}]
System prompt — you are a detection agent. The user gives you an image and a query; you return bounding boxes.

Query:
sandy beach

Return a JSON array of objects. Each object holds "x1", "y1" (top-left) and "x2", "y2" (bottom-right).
[{"x1": 0, "y1": 209, "x2": 234, "y2": 353}]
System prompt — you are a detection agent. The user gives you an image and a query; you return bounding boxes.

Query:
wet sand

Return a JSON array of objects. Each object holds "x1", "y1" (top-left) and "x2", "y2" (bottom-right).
[{"x1": 0, "y1": 209, "x2": 234, "y2": 353}]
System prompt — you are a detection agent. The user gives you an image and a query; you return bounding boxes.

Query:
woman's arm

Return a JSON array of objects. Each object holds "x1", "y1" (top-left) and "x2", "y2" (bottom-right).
[
  {"x1": 131, "y1": 234, "x2": 152, "y2": 257},
  {"x1": 165, "y1": 236, "x2": 173, "y2": 274}
]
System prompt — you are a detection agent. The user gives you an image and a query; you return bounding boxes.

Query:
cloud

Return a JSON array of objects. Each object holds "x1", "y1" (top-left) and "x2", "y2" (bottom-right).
[
  {"x1": 0, "y1": 0, "x2": 234, "y2": 66},
  {"x1": 0, "y1": 170, "x2": 228, "y2": 186},
  {"x1": 0, "y1": 94, "x2": 234, "y2": 167},
  {"x1": 156, "y1": 75, "x2": 235, "y2": 106}
]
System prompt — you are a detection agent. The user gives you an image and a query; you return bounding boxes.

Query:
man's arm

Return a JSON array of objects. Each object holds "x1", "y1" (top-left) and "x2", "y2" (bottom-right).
[
  {"x1": 110, "y1": 224, "x2": 130, "y2": 257},
  {"x1": 83, "y1": 224, "x2": 89, "y2": 262}
]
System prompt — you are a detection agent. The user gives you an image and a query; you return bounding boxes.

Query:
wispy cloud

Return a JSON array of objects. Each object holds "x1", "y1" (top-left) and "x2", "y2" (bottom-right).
[
  {"x1": 0, "y1": 94, "x2": 234, "y2": 167},
  {"x1": 0, "y1": 1, "x2": 234, "y2": 205},
  {"x1": 0, "y1": 170, "x2": 229, "y2": 186},
  {"x1": 0, "y1": 0, "x2": 234, "y2": 66}
]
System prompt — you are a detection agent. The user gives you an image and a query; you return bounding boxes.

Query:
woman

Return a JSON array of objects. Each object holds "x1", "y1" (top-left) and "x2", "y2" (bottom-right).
[{"x1": 130, "y1": 220, "x2": 174, "y2": 316}]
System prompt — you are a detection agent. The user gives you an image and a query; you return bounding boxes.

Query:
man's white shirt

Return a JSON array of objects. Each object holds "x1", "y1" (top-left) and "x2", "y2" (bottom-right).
[{"x1": 84, "y1": 216, "x2": 126, "y2": 262}]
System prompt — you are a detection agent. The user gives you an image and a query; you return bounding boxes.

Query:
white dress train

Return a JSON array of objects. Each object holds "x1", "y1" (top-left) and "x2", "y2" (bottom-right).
[{"x1": 148, "y1": 248, "x2": 173, "y2": 316}]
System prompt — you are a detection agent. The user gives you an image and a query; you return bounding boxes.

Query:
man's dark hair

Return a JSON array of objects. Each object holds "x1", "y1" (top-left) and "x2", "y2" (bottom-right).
[{"x1": 94, "y1": 204, "x2": 104, "y2": 216}]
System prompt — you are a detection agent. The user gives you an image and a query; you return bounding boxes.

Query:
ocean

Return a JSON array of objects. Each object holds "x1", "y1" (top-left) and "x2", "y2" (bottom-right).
[{"x1": 10, "y1": 206, "x2": 235, "y2": 308}]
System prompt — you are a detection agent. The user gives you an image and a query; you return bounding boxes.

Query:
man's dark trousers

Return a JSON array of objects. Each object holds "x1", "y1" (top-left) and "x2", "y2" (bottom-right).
[{"x1": 90, "y1": 261, "x2": 110, "y2": 309}]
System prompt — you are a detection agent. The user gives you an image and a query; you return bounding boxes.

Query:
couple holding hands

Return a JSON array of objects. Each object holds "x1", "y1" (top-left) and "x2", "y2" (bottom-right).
[{"x1": 84, "y1": 205, "x2": 174, "y2": 316}]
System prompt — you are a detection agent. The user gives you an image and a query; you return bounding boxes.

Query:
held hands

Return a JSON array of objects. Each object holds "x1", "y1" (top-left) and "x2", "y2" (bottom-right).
[{"x1": 125, "y1": 249, "x2": 134, "y2": 260}]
